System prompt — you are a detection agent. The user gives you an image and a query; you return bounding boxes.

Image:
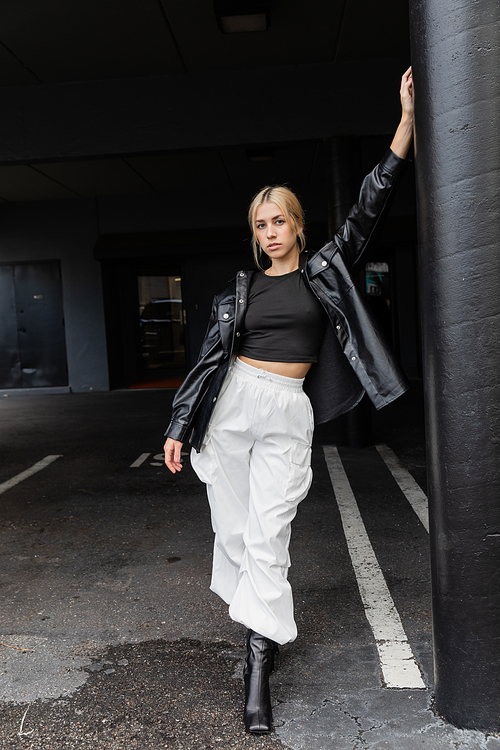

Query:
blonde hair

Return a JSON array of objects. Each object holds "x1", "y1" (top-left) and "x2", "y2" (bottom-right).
[{"x1": 248, "y1": 185, "x2": 306, "y2": 270}]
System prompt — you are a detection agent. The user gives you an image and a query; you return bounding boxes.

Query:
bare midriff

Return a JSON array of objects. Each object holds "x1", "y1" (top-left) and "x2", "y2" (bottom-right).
[{"x1": 238, "y1": 356, "x2": 312, "y2": 380}]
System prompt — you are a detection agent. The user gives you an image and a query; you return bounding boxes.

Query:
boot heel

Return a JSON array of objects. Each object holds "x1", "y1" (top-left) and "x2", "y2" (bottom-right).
[{"x1": 243, "y1": 629, "x2": 277, "y2": 734}]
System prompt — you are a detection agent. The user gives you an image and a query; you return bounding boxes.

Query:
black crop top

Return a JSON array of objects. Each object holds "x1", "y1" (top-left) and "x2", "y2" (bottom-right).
[{"x1": 239, "y1": 269, "x2": 328, "y2": 363}]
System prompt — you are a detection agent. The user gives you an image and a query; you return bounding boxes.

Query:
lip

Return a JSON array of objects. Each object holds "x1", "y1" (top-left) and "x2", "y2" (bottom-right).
[{"x1": 267, "y1": 243, "x2": 281, "y2": 250}]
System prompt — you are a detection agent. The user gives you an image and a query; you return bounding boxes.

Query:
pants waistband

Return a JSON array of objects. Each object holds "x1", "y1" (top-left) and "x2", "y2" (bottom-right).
[{"x1": 233, "y1": 357, "x2": 305, "y2": 393}]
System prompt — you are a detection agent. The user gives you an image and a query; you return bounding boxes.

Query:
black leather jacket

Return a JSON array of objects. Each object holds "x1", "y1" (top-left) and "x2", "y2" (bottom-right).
[{"x1": 166, "y1": 148, "x2": 410, "y2": 452}]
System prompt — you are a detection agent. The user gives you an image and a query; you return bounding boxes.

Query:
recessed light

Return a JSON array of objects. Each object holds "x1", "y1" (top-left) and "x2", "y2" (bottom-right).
[
  {"x1": 246, "y1": 147, "x2": 274, "y2": 162},
  {"x1": 214, "y1": 1, "x2": 270, "y2": 33}
]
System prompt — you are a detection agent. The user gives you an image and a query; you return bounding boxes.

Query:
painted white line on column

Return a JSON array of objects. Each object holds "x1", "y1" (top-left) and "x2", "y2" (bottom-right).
[
  {"x1": 130, "y1": 453, "x2": 151, "y2": 468},
  {"x1": 375, "y1": 443, "x2": 429, "y2": 533},
  {"x1": 0, "y1": 455, "x2": 63, "y2": 496},
  {"x1": 323, "y1": 446, "x2": 425, "y2": 689}
]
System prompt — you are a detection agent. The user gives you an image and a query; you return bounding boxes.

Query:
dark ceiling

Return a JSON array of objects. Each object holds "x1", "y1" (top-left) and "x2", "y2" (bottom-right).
[{"x1": 0, "y1": 0, "x2": 410, "y2": 202}]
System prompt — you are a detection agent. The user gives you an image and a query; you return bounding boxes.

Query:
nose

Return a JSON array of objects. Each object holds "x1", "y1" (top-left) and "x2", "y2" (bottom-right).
[{"x1": 267, "y1": 224, "x2": 276, "y2": 238}]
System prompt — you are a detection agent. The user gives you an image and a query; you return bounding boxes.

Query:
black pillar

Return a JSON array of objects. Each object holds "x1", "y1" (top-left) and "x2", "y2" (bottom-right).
[
  {"x1": 326, "y1": 136, "x2": 372, "y2": 448},
  {"x1": 410, "y1": 0, "x2": 500, "y2": 730}
]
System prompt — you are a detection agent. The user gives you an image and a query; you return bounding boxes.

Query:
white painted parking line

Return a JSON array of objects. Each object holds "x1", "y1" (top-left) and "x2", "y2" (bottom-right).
[
  {"x1": 130, "y1": 451, "x2": 191, "y2": 468},
  {"x1": 0, "y1": 455, "x2": 63, "y2": 496},
  {"x1": 323, "y1": 446, "x2": 425, "y2": 689},
  {"x1": 130, "y1": 453, "x2": 151, "y2": 468},
  {"x1": 375, "y1": 443, "x2": 429, "y2": 533}
]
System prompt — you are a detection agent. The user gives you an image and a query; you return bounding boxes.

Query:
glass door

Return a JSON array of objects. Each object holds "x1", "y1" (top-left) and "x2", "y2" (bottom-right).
[{"x1": 137, "y1": 273, "x2": 185, "y2": 372}]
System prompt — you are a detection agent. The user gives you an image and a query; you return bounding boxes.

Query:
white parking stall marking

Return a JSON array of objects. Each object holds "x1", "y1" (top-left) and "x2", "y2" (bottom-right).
[
  {"x1": 0, "y1": 455, "x2": 63, "y2": 496},
  {"x1": 131, "y1": 451, "x2": 191, "y2": 468},
  {"x1": 130, "y1": 453, "x2": 151, "y2": 468},
  {"x1": 323, "y1": 446, "x2": 425, "y2": 689},
  {"x1": 375, "y1": 443, "x2": 429, "y2": 533}
]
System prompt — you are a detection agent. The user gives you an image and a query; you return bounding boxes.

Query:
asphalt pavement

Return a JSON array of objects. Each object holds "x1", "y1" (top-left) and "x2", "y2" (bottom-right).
[{"x1": 0, "y1": 383, "x2": 499, "y2": 749}]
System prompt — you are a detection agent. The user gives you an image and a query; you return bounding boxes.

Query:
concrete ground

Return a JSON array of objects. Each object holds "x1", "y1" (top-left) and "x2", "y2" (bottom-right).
[{"x1": 0, "y1": 384, "x2": 499, "y2": 749}]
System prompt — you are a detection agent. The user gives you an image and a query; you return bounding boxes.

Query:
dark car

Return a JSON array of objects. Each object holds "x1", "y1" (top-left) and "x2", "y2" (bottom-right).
[{"x1": 139, "y1": 298, "x2": 185, "y2": 368}]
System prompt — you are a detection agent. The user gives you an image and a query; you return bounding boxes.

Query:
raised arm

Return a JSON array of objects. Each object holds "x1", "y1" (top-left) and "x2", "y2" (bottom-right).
[
  {"x1": 332, "y1": 68, "x2": 414, "y2": 272},
  {"x1": 390, "y1": 67, "x2": 414, "y2": 159}
]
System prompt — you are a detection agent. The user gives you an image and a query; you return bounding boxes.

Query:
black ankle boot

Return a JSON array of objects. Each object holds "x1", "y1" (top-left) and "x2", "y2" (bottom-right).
[{"x1": 243, "y1": 629, "x2": 279, "y2": 734}]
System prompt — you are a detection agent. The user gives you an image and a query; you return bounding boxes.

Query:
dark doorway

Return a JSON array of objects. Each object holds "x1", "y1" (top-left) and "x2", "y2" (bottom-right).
[
  {"x1": 363, "y1": 245, "x2": 421, "y2": 379},
  {"x1": 137, "y1": 271, "x2": 186, "y2": 374},
  {"x1": 101, "y1": 257, "x2": 189, "y2": 389},
  {"x1": 365, "y1": 260, "x2": 394, "y2": 344},
  {"x1": 0, "y1": 261, "x2": 68, "y2": 388}
]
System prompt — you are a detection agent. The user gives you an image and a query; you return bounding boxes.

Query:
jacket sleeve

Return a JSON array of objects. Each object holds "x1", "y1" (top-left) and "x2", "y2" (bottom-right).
[
  {"x1": 164, "y1": 295, "x2": 223, "y2": 443},
  {"x1": 334, "y1": 148, "x2": 408, "y2": 274}
]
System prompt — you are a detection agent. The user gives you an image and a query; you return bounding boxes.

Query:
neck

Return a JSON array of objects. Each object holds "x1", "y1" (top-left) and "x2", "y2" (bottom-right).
[{"x1": 265, "y1": 253, "x2": 300, "y2": 276}]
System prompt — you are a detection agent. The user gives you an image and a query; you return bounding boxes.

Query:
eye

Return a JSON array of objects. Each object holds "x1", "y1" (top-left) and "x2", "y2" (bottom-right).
[
  {"x1": 256, "y1": 222, "x2": 265, "y2": 230},
  {"x1": 275, "y1": 219, "x2": 285, "y2": 225}
]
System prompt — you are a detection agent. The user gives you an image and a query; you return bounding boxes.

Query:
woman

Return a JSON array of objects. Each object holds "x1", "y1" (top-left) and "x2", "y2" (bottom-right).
[{"x1": 164, "y1": 68, "x2": 414, "y2": 734}]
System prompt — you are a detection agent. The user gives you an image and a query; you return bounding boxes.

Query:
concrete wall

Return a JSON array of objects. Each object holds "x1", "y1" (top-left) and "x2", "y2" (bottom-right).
[{"x1": 0, "y1": 199, "x2": 107, "y2": 392}]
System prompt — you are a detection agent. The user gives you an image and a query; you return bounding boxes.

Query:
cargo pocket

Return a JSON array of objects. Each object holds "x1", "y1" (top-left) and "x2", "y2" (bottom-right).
[
  {"x1": 206, "y1": 366, "x2": 234, "y2": 431},
  {"x1": 190, "y1": 438, "x2": 216, "y2": 486},
  {"x1": 285, "y1": 440, "x2": 313, "y2": 504}
]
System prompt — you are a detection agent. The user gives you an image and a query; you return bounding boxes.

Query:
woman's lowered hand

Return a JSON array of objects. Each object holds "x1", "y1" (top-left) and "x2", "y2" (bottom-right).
[{"x1": 164, "y1": 437, "x2": 183, "y2": 473}]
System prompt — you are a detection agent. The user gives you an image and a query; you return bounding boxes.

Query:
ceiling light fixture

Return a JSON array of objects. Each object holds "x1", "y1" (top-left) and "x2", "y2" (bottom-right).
[
  {"x1": 246, "y1": 147, "x2": 274, "y2": 162},
  {"x1": 214, "y1": 1, "x2": 270, "y2": 33}
]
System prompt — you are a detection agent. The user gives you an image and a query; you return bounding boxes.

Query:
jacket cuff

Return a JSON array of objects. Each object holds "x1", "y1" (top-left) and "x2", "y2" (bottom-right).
[
  {"x1": 382, "y1": 148, "x2": 408, "y2": 174},
  {"x1": 164, "y1": 420, "x2": 189, "y2": 442}
]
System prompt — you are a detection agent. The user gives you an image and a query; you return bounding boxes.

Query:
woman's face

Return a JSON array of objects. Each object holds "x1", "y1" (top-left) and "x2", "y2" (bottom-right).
[{"x1": 254, "y1": 202, "x2": 300, "y2": 264}]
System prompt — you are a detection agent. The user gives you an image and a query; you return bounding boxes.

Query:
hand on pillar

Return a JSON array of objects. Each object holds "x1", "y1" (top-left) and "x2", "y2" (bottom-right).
[
  {"x1": 390, "y1": 67, "x2": 414, "y2": 160},
  {"x1": 400, "y1": 67, "x2": 414, "y2": 119}
]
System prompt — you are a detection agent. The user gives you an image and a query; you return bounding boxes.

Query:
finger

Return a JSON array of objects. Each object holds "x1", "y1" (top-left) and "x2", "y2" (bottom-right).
[
  {"x1": 165, "y1": 453, "x2": 182, "y2": 473},
  {"x1": 401, "y1": 69, "x2": 412, "y2": 90},
  {"x1": 164, "y1": 446, "x2": 176, "y2": 472},
  {"x1": 401, "y1": 76, "x2": 413, "y2": 101},
  {"x1": 174, "y1": 443, "x2": 182, "y2": 465},
  {"x1": 164, "y1": 445, "x2": 183, "y2": 473}
]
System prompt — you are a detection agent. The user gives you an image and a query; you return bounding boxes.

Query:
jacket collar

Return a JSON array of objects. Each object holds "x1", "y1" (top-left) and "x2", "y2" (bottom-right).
[{"x1": 305, "y1": 241, "x2": 337, "y2": 279}]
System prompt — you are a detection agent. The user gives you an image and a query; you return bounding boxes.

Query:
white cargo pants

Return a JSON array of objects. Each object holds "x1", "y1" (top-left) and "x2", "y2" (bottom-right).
[{"x1": 190, "y1": 357, "x2": 314, "y2": 645}]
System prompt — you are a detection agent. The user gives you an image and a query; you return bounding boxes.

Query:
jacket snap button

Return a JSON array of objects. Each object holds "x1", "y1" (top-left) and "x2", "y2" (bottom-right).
[
  {"x1": 213, "y1": 397, "x2": 217, "y2": 402},
  {"x1": 236, "y1": 332, "x2": 240, "y2": 337},
  {"x1": 223, "y1": 313, "x2": 229, "y2": 319},
  {"x1": 336, "y1": 325, "x2": 341, "y2": 330},
  {"x1": 321, "y1": 260, "x2": 327, "y2": 267},
  {"x1": 238, "y1": 299, "x2": 244, "y2": 304},
  {"x1": 239, "y1": 272, "x2": 245, "y2": 277},
  {"x1": 351, "y1": 356, "x2": 356, "y2": 361}
]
